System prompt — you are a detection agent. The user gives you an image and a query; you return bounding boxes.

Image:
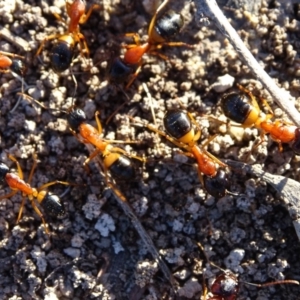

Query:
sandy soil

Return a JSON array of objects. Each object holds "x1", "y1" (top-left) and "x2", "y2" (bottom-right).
[{"x1": 0, "y1": 0, "x2": 300, "y2": 299}]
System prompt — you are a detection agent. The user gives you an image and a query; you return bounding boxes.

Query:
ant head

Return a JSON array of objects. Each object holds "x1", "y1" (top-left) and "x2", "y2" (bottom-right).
[
  {"x1": 0, "y1": 163, "x2": 9, "y2": 183},
  {"x1": 67, "y1": 108, "x2": 87, "y2": 132},
  {"x1": 11, "y1": 59, "x2": 26, "y2": 76},
  {"x1": 163, "y1": 109, "x2": 194, "y2": 142},
  {"x1": 41, "y1": 192, "x2": 65, "y2": 217},
  {"x1": 203, "y1": 169, "x2": 230, "y2": 198},
  {"x1": 292, "y1": 128, "x2": 300, "y2": 155}
]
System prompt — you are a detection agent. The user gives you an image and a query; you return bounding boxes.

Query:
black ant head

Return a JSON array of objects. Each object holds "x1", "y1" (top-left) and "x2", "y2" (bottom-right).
[
  {"x1": 67, "y1": 108, "x2": 87, "y2": 132},
  {"x1": 292, "y1": 128, "x2": 300, "y2": 155},
  {"x1": 203, "y1": 169, "x2": 230, "y2": 198},
  {"x1": 11, "y1": 59, "x2": 26, "y2": 76},
  {"x1": 0, "y1": 163, "x2": 9, "y2": 183},
  {"x1": 41, "y1": 192, "x2": 65, "y2": 217}
]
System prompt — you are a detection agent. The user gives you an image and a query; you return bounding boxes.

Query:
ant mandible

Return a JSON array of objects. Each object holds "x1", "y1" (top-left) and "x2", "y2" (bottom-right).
[
  {"x1": 36, "y1": 0, "x2": 100, "y2": 73},
  {"x1": 67, "y1": 108, "x2": 143, "y2": 180},
  {"x1": 0, "y1": 154, "x2": 71, "y2": 234},
  {"x1": 107, "y1": 0, "x2": 192, "y2": 89},
  {"x1": 221, "y1": 84, "x2": 300, "y2": 155},
  {"x1": 131, "y1": 109, "x2": 230, "y2": 197}
]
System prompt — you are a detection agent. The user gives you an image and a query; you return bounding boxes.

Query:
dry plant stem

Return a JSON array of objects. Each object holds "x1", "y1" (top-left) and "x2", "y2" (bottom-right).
[
  {"x1": 193, "y1": 0, "x2": 300, "y2": 126},
  {"x1": 225, "y1": 159, "x2": 300, "y2": 242},
  {"x1": 84, "y1": 144, "x2": 178, "y2": 291}
]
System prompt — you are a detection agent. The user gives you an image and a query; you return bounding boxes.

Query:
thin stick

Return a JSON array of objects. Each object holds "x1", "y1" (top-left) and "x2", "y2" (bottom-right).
[{"x1": 193, "y1": 0, "x2": 300, "y2": 126}]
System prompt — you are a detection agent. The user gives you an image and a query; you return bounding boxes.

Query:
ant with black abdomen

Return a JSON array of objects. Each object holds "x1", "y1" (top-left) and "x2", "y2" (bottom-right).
[
  {"x1": 0, "y1": 153, "x2": 72, "y2": 234},
  {"x1": 130, "y1": 109, "x2": 232, "y2": 198},
  {"x1": 36, "y1": 0, "x2": 100, "y2": 73},
  {"x1": 107, "y1": 0, "x2": 193, "y2": 89},
  {"x1": 221, "y1": 84, "x2": 300, "y2": 155}
]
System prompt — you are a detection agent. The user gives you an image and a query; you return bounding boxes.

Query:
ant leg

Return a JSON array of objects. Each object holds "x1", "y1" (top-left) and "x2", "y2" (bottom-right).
[
  {"x1": 0, "y1": 190, "x2": 18, "y2": 201},
  {"x1": 0, "y1": 51, "x2": 24, "y2": 60},
  {"x1": 16, "y1": 195, "x2": 26, "y2": 224},
  {"x1": 28, "y1": 153, "x2": 38, "y2": 184},
  {"x1": 8, "y1": 154, "x2": 24, "y2": 179},
  {"x1": 30, "y1": 200, "x2": 50, "y2": 234},
  {"x1": 109, "y1": 146, "x2": 145, "y2": 163},
  {"x1": 148, "y1": 50, "x2": 169, "y2": 61},
  {"x1": 147, "y1": 0, "x2": 169, "y2": 36},
  {"x1": 250, "y1": 131, "x2": 266, "y2": 154},
  {"x1": 94, "y1": 111, "x2": 103, "y2": 134},
  {"x1": 201, "y1": 134, "x2": 227, "y2": 168},
  {"x1": 161, "y1": 41, "x2": 194, "y2": 48},
  {"x1": 83, "y1": 149, "x2": 101, "y2": 173},
  {"x1": 35, "y1": 34, "x2": 61, "y2": 56},
  {"x1": 37, "y1": 180, "x2": 73, "y2": 191},
  {"x1": 125, "y1": 63, "x2": 142, "y2": 89},
  {"x1": 77, "y1": 32, "x2": 90, "y2": 57},
  {"x1": 79, "y1": 4, "x2": 101, "y2": 24}
]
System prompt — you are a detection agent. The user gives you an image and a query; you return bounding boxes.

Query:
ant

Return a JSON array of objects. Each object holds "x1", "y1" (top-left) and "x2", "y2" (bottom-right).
[
  {"x1": 131, "y1": 109, "x2": 230, "y2": 197},
  {"x1": 36, "y1": 0, "x2": 100, "y2": 73},
  {"x1": 107, "y1": 0, "x2": 192, "y2": 89},
  {"x1": 220, "y1": 84, "x2": 300, "y2": 155},
  {"x1": 0, "y1": 154, "x2": 72, "y2": 234},
  {"x1": 197, "y1": 243, "x2": 299, "y2": 300},
  {"x1": 67, "y1": 108, "x2": 143, "y2": 180},
  {"x1": 19, "y1": 93, "x2": 142, "y2": 180}
]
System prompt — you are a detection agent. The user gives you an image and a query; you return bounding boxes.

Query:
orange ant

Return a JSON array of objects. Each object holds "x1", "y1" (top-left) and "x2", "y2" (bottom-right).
[
  {"x1": 197, "y1": 243, "x2": 299, "y2": 300},
  {"x1": 19, "y1": 93, "x2": 142, "y2": 180},
  {"x1": 131, "y1": 109, "x2": 230, "y2": 197},
  {"x1": 67, "y1": 108, "x2": 143, "y2": 180},
  {"x1": 221, "y1": 84, "x2": 300, "y2": 155},
  {"x1": 107, "y1": 0, "x2": 192, "y2": 89},
  {"x1": 36, "y1": 0, "x2": 100, "y2": 73},
  {"x1": 0, "y1": 154, "x2": 72, "y2": 234}
]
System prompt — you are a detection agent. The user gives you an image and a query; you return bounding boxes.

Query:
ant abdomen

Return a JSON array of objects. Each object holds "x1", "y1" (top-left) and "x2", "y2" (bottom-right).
[
  {"x1": 154, "y1": 10, "x2": 184, "y2": 41},
  {"x1": 109, "y1": 155, "x2": 136, "y2": 180},
  {"x1": 163, "y1": 109, "x2": 193, "y2": 140},
  {"x1": 50, "y1": 38, "x2": 75, "y2": 73},
  {"x1": 221, "y1": 92, "x2": 253, "y2": 125}
]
